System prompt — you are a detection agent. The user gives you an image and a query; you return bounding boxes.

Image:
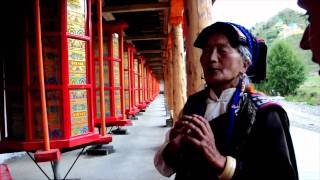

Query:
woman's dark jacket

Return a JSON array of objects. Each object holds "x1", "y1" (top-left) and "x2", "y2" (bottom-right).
[{"x1": 163, "y1": 88, "x2": 299, "y2": 180}]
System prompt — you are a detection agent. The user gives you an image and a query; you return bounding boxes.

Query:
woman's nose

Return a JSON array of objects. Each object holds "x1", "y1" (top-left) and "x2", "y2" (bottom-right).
[
  {"x1": 300, "y1": 25, "x2": 310, "y2": 50},
  {"x1": 210, "y1": 49, "x2": 218, "y2": 62}
]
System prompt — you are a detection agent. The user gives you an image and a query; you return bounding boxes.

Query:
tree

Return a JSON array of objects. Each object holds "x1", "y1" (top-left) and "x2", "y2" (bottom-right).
[
  {"x1": 250, "y1": 8, "x2": 317, "y2": 74},
  {"x1": 256, "y1": 40, "x2": 306, "y2": 96}
]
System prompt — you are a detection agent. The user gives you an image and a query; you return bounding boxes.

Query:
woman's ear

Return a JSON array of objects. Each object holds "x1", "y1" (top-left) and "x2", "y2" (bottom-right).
[{"x1": 241, "y1": 60, "x2": 250, "y2": 73}]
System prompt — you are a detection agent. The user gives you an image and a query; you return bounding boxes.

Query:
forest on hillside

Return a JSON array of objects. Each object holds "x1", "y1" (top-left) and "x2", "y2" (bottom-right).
[
  {"x1": 250, "y1": 9, "x2": 317, "y2": 74},
  {"x1": 250, "y1": 9, "x2": 319, "y2": 105}
]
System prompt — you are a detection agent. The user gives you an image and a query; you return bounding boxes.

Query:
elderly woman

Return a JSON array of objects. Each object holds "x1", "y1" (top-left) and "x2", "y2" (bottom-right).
[{"x1": 154, "y1": 22, "x2": 298, "y2": 180}]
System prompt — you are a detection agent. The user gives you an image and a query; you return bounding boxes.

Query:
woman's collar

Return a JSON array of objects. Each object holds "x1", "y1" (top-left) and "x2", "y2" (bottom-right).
[{"x1": 209, "y1": 88, "x2": 236, "y2": 102}]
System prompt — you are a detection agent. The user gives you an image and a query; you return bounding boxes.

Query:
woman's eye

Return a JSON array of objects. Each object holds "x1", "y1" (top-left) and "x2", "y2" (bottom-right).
[
  {"x1": 203, "y1": 48, "x2": 212, "y2": 54},
  {"x1": 218, "y1": 48, "x2": 227, "y2": 53}
]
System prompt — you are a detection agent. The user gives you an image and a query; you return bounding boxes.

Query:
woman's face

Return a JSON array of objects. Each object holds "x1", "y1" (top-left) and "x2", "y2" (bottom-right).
[
  {"x1": 298, "y1": 0, "x2": 320, "y2": 64},
  {"x1": 200, "y1": 33, "x2": 248, "y2": 88}
]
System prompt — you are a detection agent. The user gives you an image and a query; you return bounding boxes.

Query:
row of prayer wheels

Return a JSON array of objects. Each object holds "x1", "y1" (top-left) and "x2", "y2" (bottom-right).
[{"x1": 0, "y1": 0, "x2": 160, "y2": 161}]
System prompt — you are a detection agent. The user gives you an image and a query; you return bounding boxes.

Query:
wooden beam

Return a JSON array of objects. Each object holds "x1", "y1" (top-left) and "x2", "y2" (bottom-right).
[
  {"x1": 154, "y1": 72, "x2": 163, "y2": 75},
  {"x1": 150, "y1": 68, "x2": 163, "y2": 72},
  {"x1": 145, "y1": 58, "x2": 163, "y2": 63},
  {"x1": 148, "y1": 64, "x2": 164, "y2": 68},
  {"x1": 147, "y1": 62, "x2": 163, "y2": 66},
  {"x1": 144, "y1": 57, "x2": 163, "y2": 61},
  {"x1": 138, "y1": 49, "x2": 164, "y2": 54},
  {"x1": 148, "y1": 61, "x2": 164, "y2": 64},
  {"x1": 147, "y1": 61, "x2": 164, "y2": 64},
  {"x1": 152, "y1": 70, "x2": 163, "y2": 74},
  {"x1": 151, "y1": 70, "x2": 163, "y2": 74},
  {"x1": 146, "y1": 61, "x2": 163, "y2": 65},
  {"x1": 103, "y1": 2, "x2": 169, "y2": 13},
  {"x1": 149, "y1": 68, "x2": 163, "y2": 70},
  {"x1": 153, "y1": 71, "x2": 163, "y2": 76},
  {"x1": 149, "y1": 62, "x2": 164, "y2": 65},
  {"x1": 125, "y1": 34, "x2": 167, "y2": 41},
  {"x1": 152, "y1": 71, "x2": 163, "y2": 75}
]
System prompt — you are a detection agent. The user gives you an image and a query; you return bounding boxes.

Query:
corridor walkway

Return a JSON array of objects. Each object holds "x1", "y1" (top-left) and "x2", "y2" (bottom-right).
[
  {"x1": 7, "y1": 94, "x2": 174, "y2": 180},
  {"x1": 5, "y1": 94, "x2": 320, "y2": 180}
]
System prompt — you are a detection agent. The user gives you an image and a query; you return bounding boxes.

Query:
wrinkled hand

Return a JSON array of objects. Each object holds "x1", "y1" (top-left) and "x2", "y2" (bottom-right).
[
  {"x1": 167, "y1": 119, "x2": 188, "y2": 150},
  {"x1": 181, "y1": 114, "x2": 226, "y2": 171}
]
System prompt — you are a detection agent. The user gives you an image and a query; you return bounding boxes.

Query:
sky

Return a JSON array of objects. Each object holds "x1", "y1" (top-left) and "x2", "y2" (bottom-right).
[{"x1": 212, "y1": 0, "x2": 306, "y2": 29}]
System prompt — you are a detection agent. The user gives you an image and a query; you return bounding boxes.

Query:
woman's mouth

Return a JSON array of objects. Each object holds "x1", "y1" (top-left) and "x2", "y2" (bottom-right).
[{"x1": 207, "y1": 68, "x2": 221, "y2": 73}]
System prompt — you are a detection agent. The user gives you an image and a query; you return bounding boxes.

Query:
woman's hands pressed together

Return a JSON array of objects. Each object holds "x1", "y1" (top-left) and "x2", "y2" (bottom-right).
[{"x1": 179, "y1": 114, "x2": 227, "y2": 172}]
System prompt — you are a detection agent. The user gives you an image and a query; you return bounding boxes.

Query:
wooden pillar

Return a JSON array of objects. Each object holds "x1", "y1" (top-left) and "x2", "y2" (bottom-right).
[
  {"x1": 163, "y1": 61, "x2": 168, "y2": 105},
  {"x1": 184, "y1": 0, "x2": 214, "y2": 96},
  {"x1": 164, "y1": 33, "x2": 174, "y2": 114},
  {"x1": 171, "y1": 24, "x2": 186, "y2": 122},
  {"x1": 170, "y1": 0, "x2": 186, "y2": 122},
  {"x1": 167, "y1": 44, "x2": 174, "y2": 113},
  {"x1": 164, "y1": 53, "x2": 169, "y2": 111}
]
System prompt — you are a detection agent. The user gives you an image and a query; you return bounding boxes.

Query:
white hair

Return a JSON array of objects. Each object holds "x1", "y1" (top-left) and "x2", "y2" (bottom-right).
[
  {"x1": 237, "y1": 45, "x2": 252, "y2": 65},
  {"x1": 237, "y1": 45, "x2": 252, "y2": 87}
]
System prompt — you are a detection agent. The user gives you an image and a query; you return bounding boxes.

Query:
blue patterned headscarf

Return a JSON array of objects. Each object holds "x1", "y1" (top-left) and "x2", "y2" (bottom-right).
[{"x1": 194, "y1": 22, "x2": 267, "y2": 83}]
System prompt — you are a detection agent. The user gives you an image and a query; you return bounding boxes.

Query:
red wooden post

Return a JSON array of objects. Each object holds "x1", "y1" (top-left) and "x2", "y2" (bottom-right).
[
  {"x1": 136, "y1": 56, "x2": 146, "y2": 110},
  {"x1": 61, "y1": 0, "x2": 70, "y2": 139},
  {"x1": 92, "y1": 22, "x2": 130, "y2": 128},
  {"x1": 35, "y1": 0, "x2": 50, "y2": 151},
  {"x1": 1, "y1": 0, "x2": 102, "y2": 159},
  {"x1": 129, "y1": 46, "x2": 139, "y2": 115},
  {"x1": 24, "y1": 14, "x2": 33, "y2": 141},
  {"x1": 119, "y1": 29, "x2": 128, "y2": 122},
  {"x1": 123, "y1": 43, "x2": 131, "y2": 114},
  {"x1": 97, "y1": 0, "x2": 107, "y2": 137}
]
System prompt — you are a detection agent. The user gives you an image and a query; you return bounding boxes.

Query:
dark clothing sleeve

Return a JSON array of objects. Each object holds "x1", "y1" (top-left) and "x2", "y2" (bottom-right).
[
  {"x1": 232, "y1": 109, "x2": 298, "y2": 180},
  {"x1": 161, "y1": 90, "x2": 298, "y2": 180},
  {"x1": 162, "y1": 141, "x2": 180, "y2": 171}
]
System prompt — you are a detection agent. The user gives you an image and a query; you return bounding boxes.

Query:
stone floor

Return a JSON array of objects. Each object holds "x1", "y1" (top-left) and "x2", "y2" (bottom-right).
[
  {"x1": 6, "y1": 94, "x2": 174, "y2": 180},
  {"x1": 4, "y1": 94, "x2": 320, "y2": 180}
]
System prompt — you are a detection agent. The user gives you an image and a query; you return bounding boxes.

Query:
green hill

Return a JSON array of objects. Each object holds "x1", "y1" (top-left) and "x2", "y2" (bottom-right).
[
  {"x1": 250, "y1": 8, "x2": 317, "y2": 74},
  {"x1": 250, "y1": 9, "x2": 319, "y2": 105},
  {"x1": 250, "y1": 8, "x2": 308, "y2": 44}
]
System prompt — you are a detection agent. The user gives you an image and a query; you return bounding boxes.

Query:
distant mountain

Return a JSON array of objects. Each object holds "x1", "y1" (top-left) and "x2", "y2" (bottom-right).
[
  {"x1": 250, "y1": 8, "x2": 308, "y2": 45},
  {"x1": 250, "y1": 9, "x2": 317, "y2": 74}
]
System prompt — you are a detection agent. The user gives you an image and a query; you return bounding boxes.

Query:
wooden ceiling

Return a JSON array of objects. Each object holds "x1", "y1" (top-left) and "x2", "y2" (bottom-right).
[{"x1": 102, "y1": 0, "x2": 170, "y2": 80}]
